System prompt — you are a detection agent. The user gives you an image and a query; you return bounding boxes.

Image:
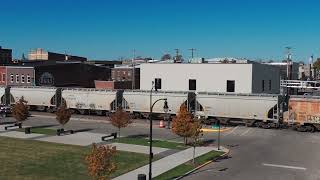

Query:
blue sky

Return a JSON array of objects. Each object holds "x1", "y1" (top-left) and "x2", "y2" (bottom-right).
[{"x1": 1, "y1": 0, "x2": 319, "y2": 62}]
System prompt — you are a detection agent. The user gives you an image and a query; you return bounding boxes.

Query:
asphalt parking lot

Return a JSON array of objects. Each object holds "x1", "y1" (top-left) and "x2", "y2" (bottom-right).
[
  {"x1": 187, "y1": 126, "x2": 320, "y2": 180},
  {"x1": 2, "y1": 112, "x2": 320, "y2": 180}
]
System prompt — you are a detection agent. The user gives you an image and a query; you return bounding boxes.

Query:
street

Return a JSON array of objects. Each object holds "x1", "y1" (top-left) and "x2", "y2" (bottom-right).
[{"x1": 2, "y1": 112, "x2": 320, "y2": 180}]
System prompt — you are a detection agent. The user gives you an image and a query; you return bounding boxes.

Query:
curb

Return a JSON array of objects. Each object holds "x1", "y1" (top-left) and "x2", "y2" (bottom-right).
[
  {"x1": 32, "y1": 115, "x2": 110, "y2": 124},
  {"x1": 173, "y1": 148, "x2": 230, "y2": 180},
  {"x1": 201, "y1": 128, "x2": 231, "y2": 132}
]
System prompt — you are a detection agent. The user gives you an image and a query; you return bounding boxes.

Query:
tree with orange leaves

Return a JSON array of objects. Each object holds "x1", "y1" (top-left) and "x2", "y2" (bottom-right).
[
  {"x1": 172, "y1": 104, "x2": 199, "y2": 145},
  {"x1": 12, "y1": 96, "x2": 29, "y2": 126},
  {"x1": 110, "y1": 108, "x2": 132, "y2": 138},
  {"x1": 85, "y1": 143, "x2": 117, "y2": 180}
]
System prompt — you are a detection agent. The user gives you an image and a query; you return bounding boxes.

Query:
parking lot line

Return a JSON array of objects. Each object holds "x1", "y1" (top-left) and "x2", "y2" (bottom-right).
[
  {"x1": 240, "y1": 128, "x2": 251, "y2": 136},
  {"x1": 262, "y1": 163, "x2": 306, "y2": 171},
  {"x1": 223, "y1": 126, "x2": 239, "y2": 136}
]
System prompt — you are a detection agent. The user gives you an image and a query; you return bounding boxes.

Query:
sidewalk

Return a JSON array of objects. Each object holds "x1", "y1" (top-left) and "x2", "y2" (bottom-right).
[
  {"x1": 113, "y1": 146, "x2": 227, "y2": 180},
  {"x1": 37, "y1": 132, "x2": 106, "y2": 146},
  {"x1": 110, "y1": 143, "x2": 169, "y2": 155}
]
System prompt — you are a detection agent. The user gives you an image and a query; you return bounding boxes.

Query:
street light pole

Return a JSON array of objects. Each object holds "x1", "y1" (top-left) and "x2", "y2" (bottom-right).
[
  {"x1": 217, "y1": 120, "x2": 221, "y2": 150},
  {"x1": 149, "y1": 81, "x2": 168, "y2": 180},
  {"x1": 149, "y1": 82, "x2": 153, "y2": 180}
]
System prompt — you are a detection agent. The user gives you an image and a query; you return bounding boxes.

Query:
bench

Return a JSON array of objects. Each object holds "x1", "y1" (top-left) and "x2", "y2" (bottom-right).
[
  {"x1": 101, "y1": 133, "x2": 117, "y2": 141},
  {"x1": 4, "y1": 123, "x2": 22, "y2": 130}
]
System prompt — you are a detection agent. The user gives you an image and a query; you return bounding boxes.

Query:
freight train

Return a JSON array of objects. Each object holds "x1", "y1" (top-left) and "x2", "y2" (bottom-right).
[{"x1": 1, "y1": 86, "x2": 319, "y2": 132}]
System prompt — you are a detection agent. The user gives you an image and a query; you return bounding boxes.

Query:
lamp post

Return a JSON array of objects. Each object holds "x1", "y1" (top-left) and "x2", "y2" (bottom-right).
[
  {"x1": 217, "y1": 119, "x2": 221, "y2": 150},
  {"x1": 149, "y1": 81, "x2": 168, "y2": 180}
]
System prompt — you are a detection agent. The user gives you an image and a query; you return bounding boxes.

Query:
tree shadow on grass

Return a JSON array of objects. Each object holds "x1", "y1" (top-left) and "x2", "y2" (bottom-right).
[
  {"x1": 126, "y1": 134, "x2": 149, "y2": 138},
  {"x1": 30, "y1": 125, "x2": 57, "y2": 129}
]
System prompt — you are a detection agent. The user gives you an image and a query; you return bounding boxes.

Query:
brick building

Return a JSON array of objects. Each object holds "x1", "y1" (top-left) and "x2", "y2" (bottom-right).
[
  {"x1": 94, "y1": 80, "x2": 132, "y2": 90},
  {"x1": 111, "y1": 67, "x2": 140, "y2": 89},
  {"x1": 0, "y1": 46, "x2": 13, "y2": 65},
  {"x1": 34, "y1": 62, "x2": 111, "y2": 87},
  {"x1": 0, "y1": 66, "x2": 35, "y2": 86}
]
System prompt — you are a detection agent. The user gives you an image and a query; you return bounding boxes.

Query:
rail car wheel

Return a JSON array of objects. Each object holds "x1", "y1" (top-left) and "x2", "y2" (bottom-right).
[
  {"x1": 78, "y1": 109, "x2": 87, "y2": 115},
  {"x1": 306, "y1": 125, "x2": 316, "y2": 133},
  {"x1": 95, "y1": 110, "x2": 105, "y2": 116},
  {"x1": 254, "y1": 121, "x2": 263, "y2": 128},
  {"x1": 37, "y1": 106, "x2": 47, "y2": 112},
  {"x1": 261, "y1": 123, "x2": 271, "y2": 129},
  {"x1": 244, "y1": 120, "x2": 255, "y2": 127},
  {"x1": 296, "y1": 126, "x2": 308, "y2": 132},
  {"x1": 47, "y1": 107, "x2": 55, "y2": 113}
]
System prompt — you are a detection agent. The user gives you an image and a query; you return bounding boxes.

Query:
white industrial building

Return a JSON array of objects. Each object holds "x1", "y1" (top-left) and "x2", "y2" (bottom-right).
[{"x1": 140, "y1": 63, "x2": 280, "y2": 94}]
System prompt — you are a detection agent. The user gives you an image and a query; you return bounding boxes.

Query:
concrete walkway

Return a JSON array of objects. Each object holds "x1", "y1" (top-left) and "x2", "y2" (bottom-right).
[
  {"x1": 113, "y1": 146, "x2": 227, "y2": 180},
  {"x1": 0, "y1": 127, "x2": 169, "y2": 155},
  {"x1": 37, "y1": 132, "x2": 106, "y2": 146},
  {"x1": 0, "y1": 125, "x2": 45, "y2": 139},
  {"x1": 110, "y1": 143, "x2": 169, "y2": 155}
]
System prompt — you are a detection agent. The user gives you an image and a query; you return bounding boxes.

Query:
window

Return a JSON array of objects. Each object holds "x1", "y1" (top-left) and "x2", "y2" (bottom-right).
[
  {"x1": 27, "y1": 75, "x2": 31, "y2": 83},
  {"x1": 269, "y1": 80, "x2": 272, "y2": 91},
  {"x1": 1, "y1": 73, "x2": 5, "y2": 82},
  {"x1": 262, "y1": 80, "x2": 265, "y2": 91},
  {"x1": 227, "y1": 80, "x2": 235, "y2": 92},
  {"x1": 21, "y1": 74, "x2": 25, "y2": 83},
  {"x1": 155, "y1": 78, "x2": 162, "y2": 90},
  {"x1": 16, "y1": 74, "x2": 19, "y2": 83},
  {"x1": 10, "y1": 74, "x2": 14, "y2": 83},
  {"x1": 189, "y1": 79, "x2": 196, "y2": 91}
]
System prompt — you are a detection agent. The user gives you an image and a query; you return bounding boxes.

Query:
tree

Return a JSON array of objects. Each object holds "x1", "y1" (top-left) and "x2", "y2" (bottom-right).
[
  {"x1": 85, "y1": 144, "x2": 117, "y2": 180},
  {"x1": 174, "y1": 55, "x2": 183, "y2": 62},
  {"x1": 190, "y1": 119, "x2": 203, "y2": 164},
  {"x1": 313, "y1": 58, "x2": 320, "y2": 80},
  {"x1": 12, "y1": 96, "x2": 29, "y2": 126},
  {"x1": 110, "y1": 108, "x2": 131, "y2": 138},
  {"x1": 172, "y1": 104, "x2": 197, "y2": 145},
  {"x1": 56, "y1": 104, "x2": 72, "y2": 129},
  {"x1": 161, "y1": 54, "x2": 171, "y2": 61}
]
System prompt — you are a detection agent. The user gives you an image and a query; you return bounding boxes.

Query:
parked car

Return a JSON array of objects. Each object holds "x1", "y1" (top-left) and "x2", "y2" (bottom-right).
[{"x1": 0, "y1": 104, "x2": 12, "y2": 117}]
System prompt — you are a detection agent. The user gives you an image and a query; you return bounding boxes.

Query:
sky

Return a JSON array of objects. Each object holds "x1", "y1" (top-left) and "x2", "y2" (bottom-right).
[{"x1": 1, "y1": 0, "x2": 319, "y2": 62}]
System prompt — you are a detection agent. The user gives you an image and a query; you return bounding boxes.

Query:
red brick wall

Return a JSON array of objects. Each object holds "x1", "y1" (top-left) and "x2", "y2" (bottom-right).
[
  {"x1": 95, "y1": 80, "x2": 115, "y2": 90},
  {"x1": 0, "y1": 66, "x2": 6, "y2": 86}
]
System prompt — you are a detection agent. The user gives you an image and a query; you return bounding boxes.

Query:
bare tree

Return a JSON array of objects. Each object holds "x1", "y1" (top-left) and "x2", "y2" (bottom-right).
[{"x1": 161, "y1": 54, "x2": 171, "y2": 61}]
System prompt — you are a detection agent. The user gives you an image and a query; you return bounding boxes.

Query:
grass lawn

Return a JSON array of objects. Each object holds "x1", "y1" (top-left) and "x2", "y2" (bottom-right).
[
  {"x1": 0, "y1": 136, "x2": 150, "y2": 180},
  {"x1": 154, "y1": 150, "x2": 224, "y2": 180},
  {"x1": 15, "y1": 127, "x2": 57, "y2": 135},
  {"x1": 111, "y1": 137, "x2": 188, "y2": 150}
]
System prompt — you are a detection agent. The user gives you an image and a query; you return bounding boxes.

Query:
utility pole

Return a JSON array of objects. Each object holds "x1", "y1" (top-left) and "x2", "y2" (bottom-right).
[
  {"x1": 309, "y1": 55, "x2": 314, "y2": 80},
  {"x1": 285, "y1": 47, "x2": 292, "y2": 80},
  {"x1": 132, "y1": 49, "x2": 136, "y2": 90},
  {"x1": 174, "y1": 49, "x2": 180, "y2": 63},
  {"x1": 188, "y1": 48, "x2": 196, "y2": 59}
]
